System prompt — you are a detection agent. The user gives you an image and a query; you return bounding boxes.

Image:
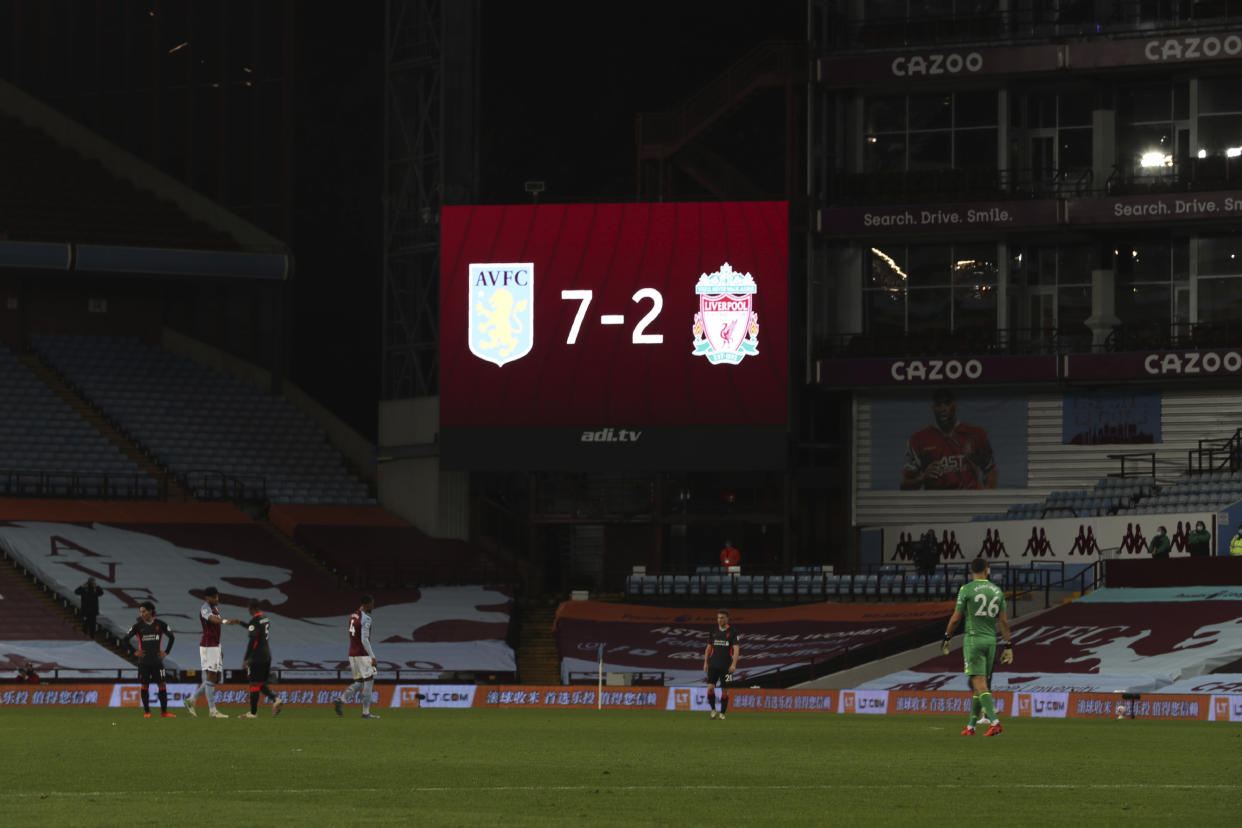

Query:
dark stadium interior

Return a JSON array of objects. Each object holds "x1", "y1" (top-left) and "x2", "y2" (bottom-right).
[{"x1": 2, "y1": 0, "x2": 1242, "y2": 705}]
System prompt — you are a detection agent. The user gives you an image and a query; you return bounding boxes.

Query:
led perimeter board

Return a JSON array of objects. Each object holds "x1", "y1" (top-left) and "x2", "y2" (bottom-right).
[{"x1": 439, "y1": 202, "x2": 788, "y2": 470}]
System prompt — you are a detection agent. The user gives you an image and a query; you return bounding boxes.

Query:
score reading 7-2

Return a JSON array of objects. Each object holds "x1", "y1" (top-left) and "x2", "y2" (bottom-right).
[{"x1": 560, "y1": 289, "x2": 665, "y2": 345}]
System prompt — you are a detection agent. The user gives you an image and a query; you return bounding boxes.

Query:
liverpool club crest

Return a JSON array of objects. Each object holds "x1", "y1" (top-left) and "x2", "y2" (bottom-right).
[
  {"x1": 692, "y1": 263, "x2": 759, "y2": 366},
  {"x1": 469, "y1": 262, "x2": 534, "y2": 367}
]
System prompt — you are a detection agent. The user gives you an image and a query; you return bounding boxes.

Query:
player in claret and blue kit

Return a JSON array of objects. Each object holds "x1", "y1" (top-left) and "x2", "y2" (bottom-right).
[
  {"x1": 942, "y1": 557, "x2": 1014, "y2": 736},
  {"x1": 702, "y1": 610, "x2": 740, "y2": 720},
  {"x1": 125, "y1": 601, "x2": 176, "y2": 719},
  {"x1": 333, "y1": 595, "x2": 381, "y2": 719}
]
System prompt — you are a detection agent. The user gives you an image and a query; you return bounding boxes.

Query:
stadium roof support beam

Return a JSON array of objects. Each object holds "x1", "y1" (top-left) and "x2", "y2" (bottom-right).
[{"x1": 382, "y1": 0, "x2": 478, "y2": 400}]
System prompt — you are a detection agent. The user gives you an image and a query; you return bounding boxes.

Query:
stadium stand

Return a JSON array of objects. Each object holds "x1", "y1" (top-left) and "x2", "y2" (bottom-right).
[
  {"x1": 268, "y1": 504, "x2": 519, "y2": 588},
  {"x1": 0, "y1": 563, "x2": 137, "y2": 678},
  {"x1": 970, "y1": 470, "x2": 1242, "y2": 522},
  {"x1": 0, "y1": 501, "x2": 516, "y2": 679},
  {"x1": 555, "y1": 599, "x2": 952, "y2": 686},
  {"x1": 0, "y1": 342, "x2": 154, "y2": 498},
  {"x1": 29, "y1": 333, "x2": 373, "y2": 506},
  {"x1": 854, "y1": 586, "x2": 1242, "y2": 695}
]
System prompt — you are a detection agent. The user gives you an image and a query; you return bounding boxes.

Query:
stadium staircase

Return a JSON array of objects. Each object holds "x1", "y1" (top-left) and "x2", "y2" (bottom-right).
[
  {"x1": 0, "y1": 551, "x2": 136, "y2": 664},
  {"x1": 20, "y1": 352, "x2": 183, "y2": 500},
  {"x1": 516, "y1": 602, "x2": 562, "y2": 685}
]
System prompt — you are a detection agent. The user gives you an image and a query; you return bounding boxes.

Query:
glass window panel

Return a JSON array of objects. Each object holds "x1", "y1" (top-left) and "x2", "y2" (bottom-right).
[
  {"x1": 1121, "y1": 123, "x2": 1175, "y2": 168},
  {"x1": 1011, "y1": 247, "x2": 1031, "y2": 286},
  {"x1": 908, "y1": 131, "x2": 951, "y2": 169},
  {"x1": 1198, "y1": 114, "x2": 1242, "y2": 156},
  {"x1": 1059, "y1": 129, "x2": 1093, "y2": 169},
  {"x1": 1121, "y1": 84, "x2": 1172, "y2": 123},
  {"x1": 955, "y1": 90, "x2": 997, "y2": 128},
  {"x1": 1174, "y1": 81, "x2": 1190, "y2": 121},
  {"x1": 955, "y1": 129, "x2": 998, "y2": 169},
  {"x1": 907, "y1": 288, "x2": 952, "y2": 334},
  {"x1": 1057, "y1": 286, "x2": 1092, "y2": 334},
  {"x1": 1116, "y1": 283, "x2": 1170, "y2": 327},
  {"x1": 907, "y1": 245, "x2": 951, "y2": 287},
  {"x1": 864, "y1": 95, "x2": 906, "y2": 133},
  {"x1": 1173, "y1": 238, "x2": 1189, "y2": 281},
  {"x1": 1199, "y1": 76, "x2": 1242, "y2": 115},
  {"x1": 862, "y1": 0, "x2": 908, "y2": 20},
  {"x1": 864, "y1": 135, "x2": 906, "y2": 172},
  {"x1": 1053, "y1": 244, "x2": 1092, "y2": 286},
  {"x1": 953, "y1": 244, "x2": 999, "y2": 289},
  {"x1": 1197, "y1": 236, "x2": 1242, "y2": 276},
  {"x1": 1197, "y1": 277, "x2": 1242, "y2": 324},
  {"x1": 1059, "y1": 90, "x2": 1094, "y2": 127},
  {"x1": 954, "y1": 283, "x2": 996, "y2": 332},
  {"x1": 1026, "y1": 92, "x2": 1056, "y2": 129},
  {"x1": 864, "y1": 290, "x2": 906, "y2": 336},
  {"x1": 1115, "y1": 240, "x2": 1171, "y2": 284},
  {"x1": 908, "y1": 93, "x2": 952, "y2": 131},
  {"x1": 868, "y1": 246, "x2": 909, "y2": 291}
]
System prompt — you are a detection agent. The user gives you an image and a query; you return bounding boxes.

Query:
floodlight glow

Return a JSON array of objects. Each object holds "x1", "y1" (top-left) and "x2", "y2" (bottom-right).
[
  {"x1": 1140, "y1": 152, "x2": 1172, "y2": 168},
  {"x1": 1198, "y1": 149, "x2": 1208, "y2": 159},
  {"x1": 1227, "y1": 147, "x2": 1242, "y2": 158}
]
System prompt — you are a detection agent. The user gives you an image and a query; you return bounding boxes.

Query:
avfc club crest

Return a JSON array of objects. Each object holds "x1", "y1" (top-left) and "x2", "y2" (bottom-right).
[
  {"x1": 469, "y1": 262, "x2": 534, "y2": 367},
  {"x1": 692, "y1": 262, "x2": 759, "y2": 366}
]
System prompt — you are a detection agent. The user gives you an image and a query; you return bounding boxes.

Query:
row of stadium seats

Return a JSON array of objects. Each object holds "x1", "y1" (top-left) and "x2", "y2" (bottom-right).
[
  {"x1": 0, "y1": 343, "x2": 151, "y2": 485},
  {"x1": 974, "y1": 471, "x2": 1242, "y2": 522},
  {"x1": 626, "y1": 572, "x2": 959, "y2": 601},
  {"x1": 30, "y1": 334, "x2": 375, "y2": 506}
]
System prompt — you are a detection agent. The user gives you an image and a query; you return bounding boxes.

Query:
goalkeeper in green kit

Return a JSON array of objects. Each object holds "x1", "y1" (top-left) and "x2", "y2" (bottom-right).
[{"x1": 942, "y1": 557, "x2": 1013, "y2": 736}]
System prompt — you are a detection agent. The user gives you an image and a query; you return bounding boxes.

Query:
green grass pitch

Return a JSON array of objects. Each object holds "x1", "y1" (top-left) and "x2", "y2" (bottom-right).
[{"x1": 3, "y1": 706, "x2": 1240, "y2": 826}]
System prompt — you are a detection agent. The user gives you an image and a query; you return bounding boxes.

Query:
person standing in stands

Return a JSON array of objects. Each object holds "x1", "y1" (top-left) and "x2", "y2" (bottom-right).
[
  {"x1": 1149, "y1": 525, "x2": 1172, "y2": 559},
  {"x1": 719, "y1": 540, "x2": 741, "y2": 570},
  {"x1": 942, "y1": 558, "x2": 1013, "y2": 737},
  {"x1": 239, "y1": 598, "x2": 284, "y2": 719},
  {"x1": 183, "y1": 586, "x2": 240, "y2": 718},
  {"x1": 74, "y1": 577, "x2": 103, "y2": 639},
  {"x1": 125, "y1": 602, "x2": 176, "y2": 718},
  {"x1": 1187, "y1": 521, "x2": 1211, "y2": 557},
  {"x1": 333, "y1": 595, "x2": 381, "y2": 719},
  {"x1": 703, "y1": 610, "x2": 740, "y2": 721},
  {"x1": 1230, "y1": 526, "x2": 1242, "y2": 556}
]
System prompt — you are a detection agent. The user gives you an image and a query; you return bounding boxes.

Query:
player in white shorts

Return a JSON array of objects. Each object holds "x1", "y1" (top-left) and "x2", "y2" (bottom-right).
[
  {"x1": 184, "y1": 586, "x2": 240, "y2": 718},
  {"x1": 333, "y1": 595, "x2": 381, "y2": 719}
]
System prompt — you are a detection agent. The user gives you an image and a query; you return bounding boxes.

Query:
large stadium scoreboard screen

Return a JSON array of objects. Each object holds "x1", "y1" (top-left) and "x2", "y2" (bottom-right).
[{"x1": 439, "y1": 201, "x2": 789, "y2": 470}]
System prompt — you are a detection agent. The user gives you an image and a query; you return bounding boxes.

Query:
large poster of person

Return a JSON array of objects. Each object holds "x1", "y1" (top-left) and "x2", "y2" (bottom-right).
[
  {"x1": 868, "y1": 390, "x2": 1028, "y2": 490},
  {"x1": 1062, "y1": 391, "x2": 1161, "y2": 445}
]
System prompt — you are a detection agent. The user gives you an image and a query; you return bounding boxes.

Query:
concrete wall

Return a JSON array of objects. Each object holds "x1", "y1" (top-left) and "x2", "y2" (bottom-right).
[{"x1": 378, "y1": 397, "x2": 469, "y2": 540}]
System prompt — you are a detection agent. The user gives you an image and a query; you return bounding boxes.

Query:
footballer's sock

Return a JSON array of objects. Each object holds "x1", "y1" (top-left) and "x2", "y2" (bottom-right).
[
  {"x1": 261, "y1": 683, "x2": 278, "y2": 702},
  {"x1": 157, "y1": 687, "x2": 169, "y2": 714},
  {"x1": 141, "y1": 687, "x2": 151, "y2": 714},
  {"x1": 344, "y1": 680, "x2": 364, "y2": 703},
  {"x1": 720, "y1": 693, "x2": 729, "y2": 714},
  {"x1": 189, "y1": 682, "x2": 206, "y2": 702},
  {"x1": 249, "y1": 688, "x2": 260, "y2": 714},
  {"x1": 205, "y1": 681, "x2": 217, "y2": 710},
  {"x1": 969, "y1": 695, "x2": 981, "y2": 727},
  {"x1": 707, "y1": 689, "x2": 717, "y2": 711},
  {"x1": 980, "y1": 692, "x2": 996, "y2": 722},
  {"x1": 362, "y1": 679, "x2": 374, "y2": 715}
]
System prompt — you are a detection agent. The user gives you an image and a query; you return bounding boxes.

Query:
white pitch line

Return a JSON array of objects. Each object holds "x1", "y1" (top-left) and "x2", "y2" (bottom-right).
[{"x1": 1, "y1": 783, "x2": 1238, "y2": 799}]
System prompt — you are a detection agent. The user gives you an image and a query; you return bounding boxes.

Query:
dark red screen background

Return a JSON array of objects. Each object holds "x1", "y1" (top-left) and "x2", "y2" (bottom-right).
[{"x1": 439, "y1": 202, "x2": 788, "y2": 428}]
